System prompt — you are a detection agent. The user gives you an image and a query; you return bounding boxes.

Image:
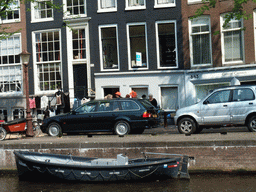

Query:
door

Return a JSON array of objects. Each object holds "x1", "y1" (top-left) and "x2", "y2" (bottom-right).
[
  {"x1": 200, "y1": 90, "x2": 231, "y2": 125},
  {"x1": 230, "y1": 88, "x2": 256, "y2": 124},
  {"x1": 73, "y1": 64, "x2": 87, "y2": 99}
]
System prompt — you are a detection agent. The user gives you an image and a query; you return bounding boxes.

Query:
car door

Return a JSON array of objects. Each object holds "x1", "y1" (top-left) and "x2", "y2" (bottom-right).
[
  {"x1": 62, "y1": 102, "x2": 98, "y2": 133},
  {"x1": 200, "y1": 90, "x2": 231, "y2": 125},
  {"x1": 230, "y1": 88, "x2": 256, "y2": 124}
]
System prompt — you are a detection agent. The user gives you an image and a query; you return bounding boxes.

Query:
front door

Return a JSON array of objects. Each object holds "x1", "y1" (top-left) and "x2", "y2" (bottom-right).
[
  {"x1": 200, "y1": 90, "x2": 231, "y2": 125},
  {"x1": 73, "y1": 64, "x2": 87, "y2": 99}
]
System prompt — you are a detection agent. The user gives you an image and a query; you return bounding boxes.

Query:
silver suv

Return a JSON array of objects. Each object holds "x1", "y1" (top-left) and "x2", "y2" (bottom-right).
[{"x1": 174, "y1": 85, "x2": 256, "y2": 134}]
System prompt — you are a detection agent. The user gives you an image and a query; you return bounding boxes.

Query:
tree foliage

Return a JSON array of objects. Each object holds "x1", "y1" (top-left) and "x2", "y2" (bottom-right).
[{"x1": 193, "y1": 0, "x2": 256, "y2": 27}]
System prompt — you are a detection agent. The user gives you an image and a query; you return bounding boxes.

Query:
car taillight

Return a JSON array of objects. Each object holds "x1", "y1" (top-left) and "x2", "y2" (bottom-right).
[{"x1": 143, "y1": 111, "x2": 151, "y2": 118}]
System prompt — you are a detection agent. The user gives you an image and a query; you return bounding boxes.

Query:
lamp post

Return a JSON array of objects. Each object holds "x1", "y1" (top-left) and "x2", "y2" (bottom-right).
[{"x1": 20, "y1": 50, "x2": 34, "y2": 137}]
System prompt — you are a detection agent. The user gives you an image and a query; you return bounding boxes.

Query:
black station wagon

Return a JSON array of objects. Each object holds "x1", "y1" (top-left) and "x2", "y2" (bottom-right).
[{"x1": 41, "y1": 98, "x2": 160, "y2": 136}]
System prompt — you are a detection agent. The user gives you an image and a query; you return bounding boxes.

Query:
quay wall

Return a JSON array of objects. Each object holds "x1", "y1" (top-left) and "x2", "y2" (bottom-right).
[{"x1": 1, "y1": 139, "x2": 256, "y2": 171}]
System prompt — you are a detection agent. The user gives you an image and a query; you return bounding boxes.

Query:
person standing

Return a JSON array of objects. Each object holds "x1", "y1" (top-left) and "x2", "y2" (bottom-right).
[
  {"x1": 115, "y1": 92, "x2": 122, "y2": 98},
  {"x1": 149, "y1": 94, "x2": 157, "y2": 108}
]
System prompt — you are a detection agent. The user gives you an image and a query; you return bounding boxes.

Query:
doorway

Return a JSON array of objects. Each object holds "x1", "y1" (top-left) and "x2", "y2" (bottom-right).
[{"x1": 73, "y1": 64, "x2": 87, "y2": 99}]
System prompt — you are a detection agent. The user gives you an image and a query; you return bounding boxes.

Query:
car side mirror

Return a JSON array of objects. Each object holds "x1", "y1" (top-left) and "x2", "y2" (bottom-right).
[
  {"x1": 203, "y1": 100, "x2": 208, "y2": 105},
  {"x1": 71, "y1": 111, "x2": 77, "y2": 115}
]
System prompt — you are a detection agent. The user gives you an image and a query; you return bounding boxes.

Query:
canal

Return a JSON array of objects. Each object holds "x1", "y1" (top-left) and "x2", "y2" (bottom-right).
[{"x1": 1, "y1": 172, "x2": 255, "y2": 191}]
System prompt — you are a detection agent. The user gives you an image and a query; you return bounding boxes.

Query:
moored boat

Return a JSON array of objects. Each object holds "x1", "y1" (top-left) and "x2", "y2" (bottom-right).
[{"x1": 14, "y1": 151, "x2": 190, "y2": 182}]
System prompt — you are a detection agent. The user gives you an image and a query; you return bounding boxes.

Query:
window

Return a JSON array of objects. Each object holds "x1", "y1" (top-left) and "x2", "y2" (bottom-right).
[
  {"x1": 154, "y1": 0, "x2": 175, "y2": 8},
  {"x1": 120, "y1": 101, "x2": 140, "y2": 110},
  {"x1": 72, "y1": 29, "x2": 86, "y2": 60},
  {"x1": 206, "y1": 90, "x2": 231, "y2": 104},
  {"x1": 31, "y1": 0, "x2": 53, "y2": 22},
  {"x1": 187, "y1": 0, "x2": 202, "y2": 4},
  {"x1": 0, "y1": 109, "x2": 7, "y2": 122},
  {"x1": 161, "y1": 87, "x2": 178, "y2": 110},
  {"x1": 126, "y1": 0, "x2": 145, "y2": 10},
  {"x1": 127, "y1": 23, "x2": 148, "y2": 69},
  {"x1": 76, "y1": 102, "x2": 97, "y2": 113},
  {"x1": 156, "y1": 21, "x2": 177, "y2": 68},
  {"x1": 65, "y1": 0, "x2": 86, "y2": 16},
  {"x1": 34, "y1": 30, "x2": 62, "y2": 92},
  {"x1": 12, "y1": 108, "x2": 24, "y2": 120},
  {"x1": 0, "y1": 0, "x2": 20, "y2": 23},
  {"x1": 99, "y1": 25, "x2": 119, "y2": 70},
  {"x1": 221, "y1": 15, "x2": 244, "y2": 64},
  {"x1": 98, "y1": 0, "x2": 117, "y2": 12},
  {"x1": 233, "y1": 89, "x2": 255, "y2": 101},
  {"x1": 0, "y1": 34, "x2": 22, "y2": 94},
  {"x1": 189, "y1": 16, "x2": 212, "y2": 66}
]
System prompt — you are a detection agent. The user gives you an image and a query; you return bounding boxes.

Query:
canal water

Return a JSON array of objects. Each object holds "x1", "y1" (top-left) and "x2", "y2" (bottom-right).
[{"x1": 1, "y1": 172, "x2": 255, "y2": 192}]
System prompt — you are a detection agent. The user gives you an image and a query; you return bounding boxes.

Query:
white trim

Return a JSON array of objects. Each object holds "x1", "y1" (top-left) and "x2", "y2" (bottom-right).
[
  {"x1": 98, "y1": 24, "x2": 120, "y2": 71},
  {"x1": 187, "y1": 0, "x2": 202, "y2": 5},
  {"x1": 31, "y1": 0, "x2": 54, "y2": 23},
  {"x1": 127, "y1": 22, "x2": 149, "y2": 70},
  {"x1": 125, "y1": 0, "x2": 146, "y2": 10},
  {"x1": 32, "y1": 29, "x2": 62, "y2": 95},
  {"x1": 62, "y1": 0, "x2": 87, "y2": 19},
  {"x1": 97, "y1": 0, "x2": 117, "y2": 13},
  {"x1": 155, "y1": 20, "x2": 178, "y2": 69},
  {"x1": 0, "y1": 0, "x2": 21, "y2": 23},
  {"x1": 154, "y1": 0, "x2": 176, "y2": 8},
  {"x1": 220, "y1": 13, "x2": 245, "y2": 65},
  {"x1": 189, "y1": 15, "x2": 212, "y2": 67}
]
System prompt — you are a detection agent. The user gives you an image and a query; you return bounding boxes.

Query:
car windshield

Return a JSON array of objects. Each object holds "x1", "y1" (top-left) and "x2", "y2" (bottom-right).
[{"x1": 75, "y1": 102, "x2": 97, "y2": 114}]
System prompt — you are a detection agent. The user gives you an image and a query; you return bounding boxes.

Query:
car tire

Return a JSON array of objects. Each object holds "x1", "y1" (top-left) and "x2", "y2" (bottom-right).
[
  {"x1": 0, "y1": 127, "x2": 7, "y2": 141},
  {"x1": 114, "y1": 121, "x2": 130, "y2": 136},
  {"x1": 247, "y1": 116, "x2": 256, "y2": 132},
  {"x1": 47, "y1": 122, "x2": 62, "y2": 137},
  {"x1": 178, "y1": 117, "x2": 197, "y2": 134}
]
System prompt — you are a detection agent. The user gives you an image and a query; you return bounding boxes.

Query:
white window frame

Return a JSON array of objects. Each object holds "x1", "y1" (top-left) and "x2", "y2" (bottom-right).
[
  {"x1": 12, "y1": 108, "x2": 24, "y2": 120},
  {"x1": 154, "y1": 0, "x2": 175, "y2": 8},
  {"x1": 99, "y1": 24, "x2": 120, "y2": 71},
  {"x1": 32, "y1": 29, "x2": 63, "y2": 95},
  {"x1": 0, "y1": 33, "x2": 22, "y2": 96},
  {"x1": 63, "y1": 0, "x2": 87, "y2": 18},
  {"x1": 97, "y1": 0, "x2": 117, "y2": 13},
  {"x1": 156, "y1": 20, "x2": 178, "y2": 69},
  {"x1": 189, "y1": 16, "x2": 212, "y2": 67},
  {"x1": 160, "y1": 85, "x2": 179, "y2": 111},
  {"x1": 127, "y1": 22, "x2": 148, "y2": 70},
  {"x1": 72, "y1": 28, "x2": 87, "y2": 61},
  {"x1": 31, "y1": 0, "x2": 54, "y2": 23},
  {"x1": 220, "y1": 14, "x2": 244, "y2": 65},
  {"x1": 0, "y1": 0, "x2": 20, "y2": 23},
  {"x1": 187, "y1": 0, "x2": 202, "y2": 5},
  {"x1": 125, "y1": 0, "x2": 146, "y2": 11}
]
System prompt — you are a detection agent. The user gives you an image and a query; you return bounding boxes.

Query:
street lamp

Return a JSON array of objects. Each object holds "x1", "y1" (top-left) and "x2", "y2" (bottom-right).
[{"x1": 20, "y1": 50, "x2": 34, "y2": 137}]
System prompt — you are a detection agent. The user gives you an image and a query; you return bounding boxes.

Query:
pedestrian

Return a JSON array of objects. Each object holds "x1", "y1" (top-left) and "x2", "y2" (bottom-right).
[
  {"x1": 115, "y1": 92, "x2": 122, "y2": 98},
  {"x1": 125, "y1": 94, "x2": 130, "y2": 98},
  {"x1": 130, "y1": 90, "x2": 137, "y2": 98},
  {"x1": 104, "y1": 94, "x2": 113, "y2": 100},
  {"x1": 149, "y1": 94, "x2": 157, "y2": 108},
  {"x1": 142, "y1": 94, "x2": 146, "y2": 99}
]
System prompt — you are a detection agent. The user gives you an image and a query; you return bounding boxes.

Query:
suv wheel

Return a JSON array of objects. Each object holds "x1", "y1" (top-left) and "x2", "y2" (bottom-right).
[
  {"x1": 114, "y1": 121, "x2": 130, "y2": 136},
  {"x1": 178, "y1": 117, "x2": 197, "y2": 134},
  {"x1": 247, "y1": 116, "x2": 256, "y2": 132}
]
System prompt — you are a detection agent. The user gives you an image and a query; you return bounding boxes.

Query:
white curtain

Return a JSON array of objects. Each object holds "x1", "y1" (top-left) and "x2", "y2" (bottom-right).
[
  {"x1": 161, "y1": 87, "x2": 178, "y2": 110},
  {"x1": 101, "y1": 0, "x2": 115, "y2": 8},
  {"x1": 224, "y1": 31, "x2": 242, "y2": 62}
]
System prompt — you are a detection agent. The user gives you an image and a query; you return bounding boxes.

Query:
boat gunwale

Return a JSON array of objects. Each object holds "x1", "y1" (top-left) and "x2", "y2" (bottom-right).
[{"x1": 14, "y1": 151, "x2": 182, "y2": 170}]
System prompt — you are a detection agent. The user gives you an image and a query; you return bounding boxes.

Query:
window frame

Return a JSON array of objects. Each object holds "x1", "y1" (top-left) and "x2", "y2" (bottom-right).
[
  {"x1": 160, "y1": 85, "x2": 179, "y2": 111},
  {"x1": 32, "y1": 29, "x2": 63, "y2": 95},
  {"x1": 31, "y1": 0, "x2": 54, "y2": 23},
  {"x1": 97, "y1": 0, "x2": 117, "y2": 13},
  {"x1": 189, "y1": 16, "x2": 212, "y2": 67},
  {"x1": 12, "y1": 108, "x2": 24, "y2": 120},
  {"x1": 99, "y1": 24, "x2": 120, "y2": 71},
  {"x1": 154, "y1": 0, "x2": 176, "y2": 8},
  {"x1": 0, "y1": 33, "x2": 22, "y2": 96},
  {"x1": 127, "y1": 22, "x2": 148, "y2": 70},
  {"x1": 63, "y1": 0, "x2": 87, "y2": 18},
  {"x1": 125, "y1": 0, "x2": 146, "y2": 11},
  {"x1": 0, "y1": 0, "x2": 20, "y2": 23},
  {"x1": 156, "y1": 20, "x2": 178, "y2": 69},
  {"x1": 187, "y1": 0, "x2": 202, "y2": 4},
  {"x1": 220, "y1": 14, "x2": 244, "y2": 65}
]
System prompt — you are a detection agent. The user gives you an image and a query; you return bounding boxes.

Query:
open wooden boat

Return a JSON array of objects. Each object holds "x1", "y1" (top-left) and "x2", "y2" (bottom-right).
[{"x1": 14, "y1": 151, "x2": 190, "y2": 182}]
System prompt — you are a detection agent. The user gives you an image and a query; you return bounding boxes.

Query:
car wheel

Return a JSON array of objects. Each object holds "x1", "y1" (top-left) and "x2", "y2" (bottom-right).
[
  {"x1": 47, "y1": 122, "x2": 62, "y2": 137},
  {"x1": 178, "y1": 117, "x2": 197, "y2": 134},
  {"x1": 0, "y1": 127, "x2": 7, "y2": 141},
  {"x1": 247, "y1": 116, "x2": 256, "y2": 132},
  {"x1": 114, "y1": 121, "x2": 130, "y2": 136}
]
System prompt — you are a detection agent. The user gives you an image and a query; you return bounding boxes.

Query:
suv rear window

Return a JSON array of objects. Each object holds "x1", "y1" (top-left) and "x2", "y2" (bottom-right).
[
  {"x1": 139, "y1": 99, "x2": 156, "y2": 109},
  {"x1": 119, "y1": 101, "x2": 140, "y2": 110}
]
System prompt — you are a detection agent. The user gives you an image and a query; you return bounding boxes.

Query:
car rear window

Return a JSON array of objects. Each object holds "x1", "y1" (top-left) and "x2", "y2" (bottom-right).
[
  {"x1": 139, "y1": 99, "x2": 155, "y2": 109},
  {"x1": 119, "y1": 101, "x2": 140, "y2": 110}
]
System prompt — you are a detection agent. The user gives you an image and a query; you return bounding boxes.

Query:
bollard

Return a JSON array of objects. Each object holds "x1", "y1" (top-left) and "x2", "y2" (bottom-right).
[{"x1": 164, "y1": 112, "x2": 167, "y2": 128}]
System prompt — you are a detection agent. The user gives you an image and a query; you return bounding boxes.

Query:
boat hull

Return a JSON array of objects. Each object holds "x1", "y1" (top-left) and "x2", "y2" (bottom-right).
[{"x1": 14, "y1": 151, "x2": 189, "y2": 182}]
